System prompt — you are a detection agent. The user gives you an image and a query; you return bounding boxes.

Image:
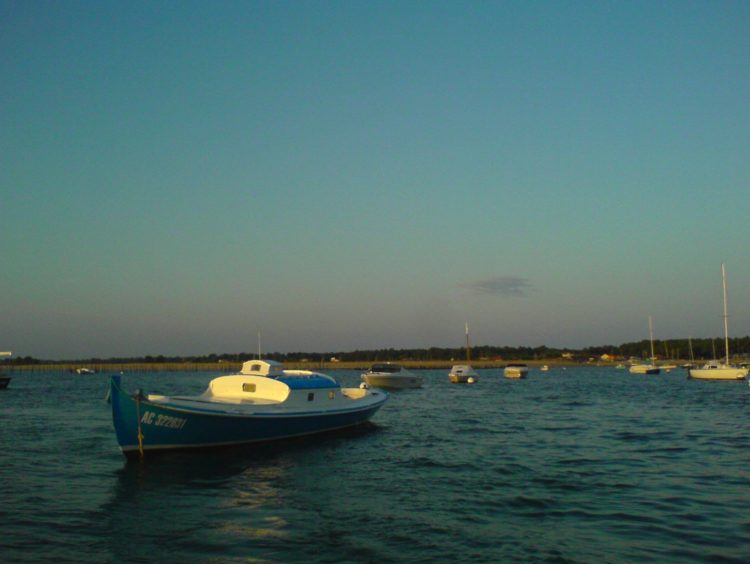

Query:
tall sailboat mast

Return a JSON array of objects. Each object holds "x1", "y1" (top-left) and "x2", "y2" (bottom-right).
[
  {"x1": 465, "y1": 322, "x2": 471, "y2": 362},
  {"x1": 721, "y1": 263, "x2": 730, "y2": 365},
  {"x1": 648, "y1": 316, "x2": 655, "y2": 363}
]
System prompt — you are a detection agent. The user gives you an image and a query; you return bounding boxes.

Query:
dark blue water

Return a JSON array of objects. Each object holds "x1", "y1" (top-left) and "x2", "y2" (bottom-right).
[{"x1": 2, "y1": 368, "x2": 749, "y2": 563}]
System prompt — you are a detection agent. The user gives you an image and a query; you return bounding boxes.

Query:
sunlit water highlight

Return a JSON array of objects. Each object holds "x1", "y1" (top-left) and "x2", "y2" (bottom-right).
[{"x1": 1, "y1": 368, "x2": 749, "y2": 562}]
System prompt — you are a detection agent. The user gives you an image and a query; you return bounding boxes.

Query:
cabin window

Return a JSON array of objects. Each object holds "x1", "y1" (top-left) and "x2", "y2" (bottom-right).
[
  {"x1": 308, "y1": 392, "x2": 315, "y2": 401},
  {"x1": 251, "y1": 364, "x2": 262, "y2": 372},
  {"x1": 242, "y1": 383, "x2": 256, "y2": 393},
  {"x1": 328, "y1": 391, "x2": 335, "y2": 400}
]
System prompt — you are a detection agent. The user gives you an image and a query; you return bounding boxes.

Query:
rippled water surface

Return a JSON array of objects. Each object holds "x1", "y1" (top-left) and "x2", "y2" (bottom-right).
[{"x1": 2, "y1": 368, "x2": 749, "y2": 562}]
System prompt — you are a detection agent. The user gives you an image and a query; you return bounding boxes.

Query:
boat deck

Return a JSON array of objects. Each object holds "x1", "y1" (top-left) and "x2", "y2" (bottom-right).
[
  {"x1": 143, "y1": 389, "x2": 380, "y2": 416},
  {"x1": 149, "y1": 394, "x2": 279, "y2": 408}
]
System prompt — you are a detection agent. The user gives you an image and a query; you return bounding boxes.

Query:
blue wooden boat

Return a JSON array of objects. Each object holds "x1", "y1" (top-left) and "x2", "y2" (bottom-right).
[{"x1": 110, "y1": 360, "x2": 388, "y2": 458}]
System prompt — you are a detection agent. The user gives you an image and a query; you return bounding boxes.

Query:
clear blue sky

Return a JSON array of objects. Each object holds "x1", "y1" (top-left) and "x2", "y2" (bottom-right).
[{"x1": 2, "y1": 1, "x2": 749, "y2": 359}]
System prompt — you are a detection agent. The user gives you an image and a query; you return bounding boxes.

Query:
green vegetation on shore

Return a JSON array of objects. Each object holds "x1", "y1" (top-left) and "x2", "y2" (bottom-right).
[{"x1": 4, "y1": 336, "x2": 749, "y2": 372}]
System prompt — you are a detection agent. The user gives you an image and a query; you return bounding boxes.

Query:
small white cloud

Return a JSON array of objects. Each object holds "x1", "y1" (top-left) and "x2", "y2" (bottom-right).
[{"x1": 459, "y1": 276, "x2": 531, "y2": 297}]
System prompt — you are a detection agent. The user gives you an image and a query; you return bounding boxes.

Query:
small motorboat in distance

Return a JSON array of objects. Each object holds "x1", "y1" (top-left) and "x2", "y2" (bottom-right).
[
  {"x1": 109, "y1": 359, "x2": 388, "y2": 458},
  {"x1": 449, "y1": 364, "x2": 479, "y2": 384},
  {"x1": 0, "y1": 351, "x2": 12, "y2": 389},
  {"x1": 504, "y1": 364, "x2": 529, "y2": 379},
  {"x1": 361, "y1": 363, "x2": 423, "y2": 389}
]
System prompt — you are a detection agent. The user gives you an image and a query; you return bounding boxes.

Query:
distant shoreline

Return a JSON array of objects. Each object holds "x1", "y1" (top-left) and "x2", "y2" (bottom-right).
[{"x1": 4, "y1": 359, "x2": 685, "y2": 373}]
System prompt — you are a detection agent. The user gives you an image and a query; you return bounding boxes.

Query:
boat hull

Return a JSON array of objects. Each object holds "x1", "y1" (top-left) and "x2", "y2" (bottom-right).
[
  {"x1": 448, "y1": 365, "x2": 478, "y2": 384},
  {"x1": 362, "y1": 373, "x2": 423, "y2": 389},
  {"x1": 504, "y1": 367, "x2": 528, "y2": 379},
  {"x1": 448, "y1": 373, "x2": 474, "y2": 383},
  {"x1": 110, "y1": 376, "x2": 387, "y2": 457},
  {"x1": 688, "y1": 367, "x2": 748, "y2": 381},
  {"x1": 628, "y1": 365, "x2": 660, "y2": 374},
  {"x1": 0, "y1": 376, "x2": 10, "y2": 389},
  {"x1": 448, "y1": 372, "x2": 479, "y2": 383}
]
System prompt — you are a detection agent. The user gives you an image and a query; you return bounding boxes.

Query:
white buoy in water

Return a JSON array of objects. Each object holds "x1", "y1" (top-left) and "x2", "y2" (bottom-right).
[
  {"x1": 467, "y1": 377, "x2": 476, "y2": 384},
  {"x1": 359, "y1": 382, "x2": 369, "y2": 389}
]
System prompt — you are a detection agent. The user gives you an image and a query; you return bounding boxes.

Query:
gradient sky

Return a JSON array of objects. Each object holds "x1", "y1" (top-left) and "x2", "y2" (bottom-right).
[{"x1": 2, "y1": 1, "x2": 750, "y2": 359}]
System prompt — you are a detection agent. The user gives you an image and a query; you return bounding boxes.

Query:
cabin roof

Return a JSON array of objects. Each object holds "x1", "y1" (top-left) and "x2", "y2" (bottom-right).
[
  {"x1": 275, "y1": 374, "x2": 339, "y2": 389},
  {"x1": 240, "y1": 359, "x2": 284, "y2": 376},
  {"x1": 370, "y1": 363, "x2": 402, "y2": 373}
]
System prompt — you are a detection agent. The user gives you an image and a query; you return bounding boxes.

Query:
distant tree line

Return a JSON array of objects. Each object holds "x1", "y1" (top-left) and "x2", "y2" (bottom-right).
[
  {"x1": 4, "y1": 336, "x2": 749, "y2": 364},
  {"x1": 596, "y1": 336, "x2": 750, "y2": 361}
]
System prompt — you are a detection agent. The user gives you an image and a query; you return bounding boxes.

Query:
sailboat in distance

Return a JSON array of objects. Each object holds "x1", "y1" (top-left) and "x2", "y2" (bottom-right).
[
  {"x1": 449, "y1": 322, "x2": 479, "y2": 383},
  {"x1": 629, "y1": 316, "x2": 661, "y2": 374},
  {"x1": 689, "y1": 264, "x2": 749, "y2": 381}
]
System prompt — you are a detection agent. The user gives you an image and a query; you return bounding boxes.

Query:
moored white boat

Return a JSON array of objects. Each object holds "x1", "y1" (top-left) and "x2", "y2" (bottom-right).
[
  {"x1": 504, "y1": 364, "x2": 529, "y2": 379},
  {"x1": 448, "y1": 364, "x2": 479, "y2": 383},
  {"x1": 688, "y1": 360, "x2": 747, "y2": 380},
  {"x1": 689, "y1": 264, "x2": 748, "y2": 381},
  {"x1": 361, "y1": 363, "x2": 423, "y2": 389},
  {"x1": 110, "y1": 359, "x2": 388, "y2": 458},
  {"x1": 628, "y1": 364, "x2": 660, "y2": 375}
]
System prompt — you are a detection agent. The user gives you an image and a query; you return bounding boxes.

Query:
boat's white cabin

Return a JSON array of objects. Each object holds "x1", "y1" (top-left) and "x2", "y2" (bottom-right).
[
  {"x1": 240, "y1": 359, "x2": 284, "y2": 377},
  {"x1": 368, "y1": 363, "x2": 404, "y2": 374}
]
